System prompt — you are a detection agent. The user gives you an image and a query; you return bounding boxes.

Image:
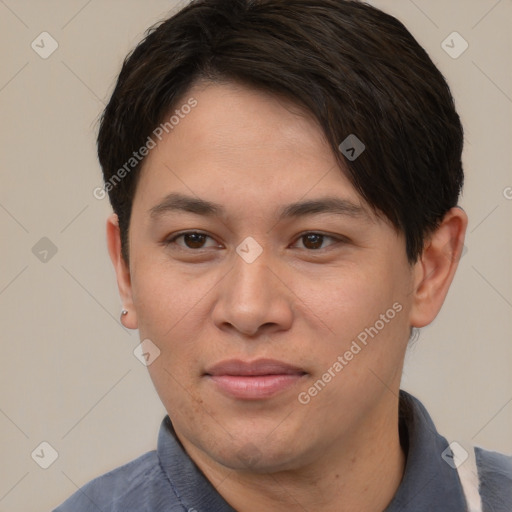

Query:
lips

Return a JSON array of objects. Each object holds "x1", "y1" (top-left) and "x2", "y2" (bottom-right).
[
  {"x1": 204, "y1": 358, "x2": 307, "y2": 400},
  {"x1": 205, "y1": 358, "x2": 306, "y2": 377}
]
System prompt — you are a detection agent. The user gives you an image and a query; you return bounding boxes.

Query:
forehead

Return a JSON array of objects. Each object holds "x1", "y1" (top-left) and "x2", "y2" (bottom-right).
[
  {"x1": 134, "y1": 81, "x2": 371, "y2": 220},
  {"x1": 158, "y1": 81, "x2": 334, "y2": 168}
]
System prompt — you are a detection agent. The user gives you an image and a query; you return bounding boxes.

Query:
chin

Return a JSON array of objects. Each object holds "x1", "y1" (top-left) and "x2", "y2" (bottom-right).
[{"x1": 203, "y1": 431, "x2": 307, "y2": 473}]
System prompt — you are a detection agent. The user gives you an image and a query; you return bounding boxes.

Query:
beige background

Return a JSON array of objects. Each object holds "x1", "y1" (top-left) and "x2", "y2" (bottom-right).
[{"x1": 0, "y1": 0, "x2": 511, "y2": 510}]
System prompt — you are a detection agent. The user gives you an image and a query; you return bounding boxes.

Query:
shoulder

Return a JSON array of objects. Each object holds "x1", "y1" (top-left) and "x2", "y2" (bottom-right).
[
  {"x1": 475, "y1": 446, "x2": 512, "y2": 512},
  {"x1": 53, "y1": 450, "x2": 179, "y2": 512},
  {"x1": 476, "y1": 445, "x2": 512, "y2": 473}
]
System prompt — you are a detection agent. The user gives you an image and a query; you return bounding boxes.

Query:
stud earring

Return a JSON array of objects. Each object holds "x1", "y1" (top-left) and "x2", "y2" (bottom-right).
[{"x1": 121, "y1": 308, "x2": 128, "y2": 321}]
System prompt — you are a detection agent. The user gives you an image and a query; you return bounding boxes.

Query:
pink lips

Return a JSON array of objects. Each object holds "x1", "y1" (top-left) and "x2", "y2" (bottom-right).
[{"x1": 204, "y1": 359, "x2": 307, "y2": 400}]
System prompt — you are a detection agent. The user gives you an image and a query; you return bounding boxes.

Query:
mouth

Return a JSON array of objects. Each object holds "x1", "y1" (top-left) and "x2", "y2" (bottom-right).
[{"x1": 204, "y1": 358, "x2": 308, "y2": 400}]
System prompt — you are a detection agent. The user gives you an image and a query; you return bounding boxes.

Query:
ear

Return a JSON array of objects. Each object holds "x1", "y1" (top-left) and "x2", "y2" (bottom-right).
[
  {"x1": 106, "y1": 213, "x2": 138, "y2": 329},
  {"x1": 409, "y1": 206, "x2": 468, "y2": 328}
]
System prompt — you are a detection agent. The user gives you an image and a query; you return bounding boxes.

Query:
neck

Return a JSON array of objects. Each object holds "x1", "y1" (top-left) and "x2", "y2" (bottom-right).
[{"x1": 179, "y1": 393, "x2": 406, "y2": 512}]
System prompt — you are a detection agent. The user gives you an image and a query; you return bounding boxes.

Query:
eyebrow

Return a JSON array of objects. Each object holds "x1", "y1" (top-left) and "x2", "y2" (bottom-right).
[{"x1": 149, "y1": 192, "x2": 369, "y2": 222}]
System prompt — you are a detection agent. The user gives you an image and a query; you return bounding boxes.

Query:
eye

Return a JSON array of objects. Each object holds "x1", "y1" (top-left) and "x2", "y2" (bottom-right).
[
  {"x1": 165, "y1": 231, "x2": 220, "y2": 250},
  {"x1": 293, "y1": 232, "x2": 342, "y2": 250},
  {"x1": 163, "y1": 231, "x2": 346, "y2": 252}
]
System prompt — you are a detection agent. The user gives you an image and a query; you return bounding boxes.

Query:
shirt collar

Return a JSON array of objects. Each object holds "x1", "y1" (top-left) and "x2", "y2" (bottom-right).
[
  {"x1": 157, "y1": 415, "x2": 236, "y2": 511},
  {"x1": 157, "y1": 390, "x2": 467, "y2": 511},
  {"x1": 384, "y1": 390, "x2": 467, "y2": 511}
]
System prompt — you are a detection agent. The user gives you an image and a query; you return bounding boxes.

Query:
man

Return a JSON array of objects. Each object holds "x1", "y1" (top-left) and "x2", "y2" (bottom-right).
[{"x1": 56, "y1": 0, "x2": 511, "y2": 510}]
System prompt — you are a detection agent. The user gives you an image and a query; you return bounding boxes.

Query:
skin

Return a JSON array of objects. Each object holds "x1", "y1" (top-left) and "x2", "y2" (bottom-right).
[{"x1": 107, "y1": 81, "x2": 468, "y2": 512}]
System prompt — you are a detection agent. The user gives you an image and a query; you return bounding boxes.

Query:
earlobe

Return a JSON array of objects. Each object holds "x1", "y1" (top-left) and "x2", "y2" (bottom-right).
[
  {"x1": 409, "y1": 207, "x2": 468, "y2": 328},
  {"x1": 106, "y1": 213, "x2": 138, "y2": 329}
]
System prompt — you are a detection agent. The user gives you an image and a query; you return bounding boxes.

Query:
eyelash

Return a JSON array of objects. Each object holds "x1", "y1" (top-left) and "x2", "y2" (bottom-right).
[{"x1": 163, "y1": 231, "x2": 346, "y2": 252}]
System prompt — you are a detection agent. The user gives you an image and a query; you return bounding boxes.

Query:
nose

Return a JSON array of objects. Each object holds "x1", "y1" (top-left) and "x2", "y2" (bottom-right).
[{"x1": 211, "y1": 248, "x2": 294, "y2": 338}]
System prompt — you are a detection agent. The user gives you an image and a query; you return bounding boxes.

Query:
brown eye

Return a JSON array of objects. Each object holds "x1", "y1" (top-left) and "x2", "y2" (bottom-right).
[
  {"x1": 295, "y1": 232, "x2": 339, "y2": 250},
  {"x1": 302, "y1": 233, "x2": 324, "y2": 250},
  {"x1": 182, "y1": 233, "x2": 207, "y2": 249},
  {"x1": 165, "y1": 231, "x2": 218, "y2": 250}
]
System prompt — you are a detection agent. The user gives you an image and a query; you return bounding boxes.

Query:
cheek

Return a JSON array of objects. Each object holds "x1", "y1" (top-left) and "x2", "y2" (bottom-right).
[
  {"x1": 130, "y1": 253, "x2": 214, "y2": 336},
  {"x1": 297, "y1": 262, "x2": 410, "y2": 385},
  {"x1": 296, "y1": 272, "x2": 409, "y2": 415},
  {"x1": 299, "y1": 264, "x2": 398, "y2": 334}
]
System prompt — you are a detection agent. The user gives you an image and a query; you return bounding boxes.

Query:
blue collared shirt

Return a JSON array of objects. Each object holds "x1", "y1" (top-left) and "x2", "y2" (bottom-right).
[{"x1": 54, "y1": 391, "x2": 511, "y2": 511}]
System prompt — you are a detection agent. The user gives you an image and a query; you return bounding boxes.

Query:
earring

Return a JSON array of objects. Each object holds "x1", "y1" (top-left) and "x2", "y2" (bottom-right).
[{"x1": 121, "y1": 308, "x2": 128, "y2": 321}]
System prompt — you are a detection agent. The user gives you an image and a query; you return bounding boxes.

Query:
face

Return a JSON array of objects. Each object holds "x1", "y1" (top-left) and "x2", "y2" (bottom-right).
[{"x1": 119, "y1": 81, "x2": 417, "y2": 472}]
